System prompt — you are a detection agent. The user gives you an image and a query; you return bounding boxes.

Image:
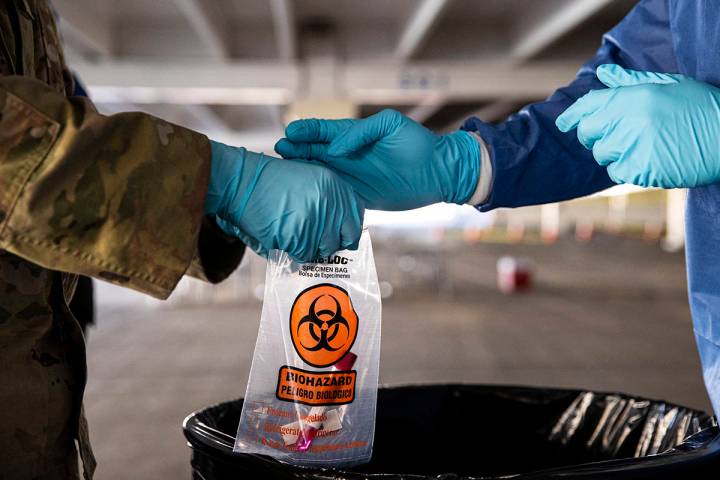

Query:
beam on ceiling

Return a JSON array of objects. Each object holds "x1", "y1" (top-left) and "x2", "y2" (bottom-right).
[
  {"x1": 181, "y1": 105, "x2": 231, "y2": 133},
  {"x1": 52, "y1": 0, "x2": 113, "y2": 57},
  {"x1": 395, "y1": 0, "x2": 451, "y2": 61},
  {"x1": 75, "y1": 60, "x2": 578, "y2": 105},
  {"x1": 422, "y1": 0, "x2": 612, "y2": 130},
  {"x1": 75, "y1": 60, "x2": 298, "y2": 104},
  {"x1": 174, "y1": 0, "x2": 229, "y2": 59},
  {"x1": 269, "y1": 0, "x2": 297, "y2": 60},
  {"x1": 96, "y1": 102, "x2": 279, "y2": 151},
  {"x1": 406, "y1": 95, "x2": 446, "y2": 123},
  {"x1": 510, "y1": 0, "x2": 614, "y2": 62},
  {"x1": 344, "y1": 61, "x2": 579, "y2": 104}
]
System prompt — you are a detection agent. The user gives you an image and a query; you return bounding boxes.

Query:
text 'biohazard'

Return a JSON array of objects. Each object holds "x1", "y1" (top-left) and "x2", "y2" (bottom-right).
[{"x1": 276, "y1": 366, "x2": 356, "y2": 406}]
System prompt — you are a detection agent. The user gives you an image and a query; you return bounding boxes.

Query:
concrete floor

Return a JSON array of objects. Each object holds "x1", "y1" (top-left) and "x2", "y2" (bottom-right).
[{"x1": 84, "y1": 235, "x2": 711, "y2": 479}]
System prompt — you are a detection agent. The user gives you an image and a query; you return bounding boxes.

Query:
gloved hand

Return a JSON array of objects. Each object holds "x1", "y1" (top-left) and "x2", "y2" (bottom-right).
[
  {"x1": 556, "y1": 64, "x2": 720, "y2": 188},
  {"x1": 204, "y1": 141, "x2": 364, "y2": 262},
  {"x1": 274, "y1": 109, "x2": 481, "y2": 211}
]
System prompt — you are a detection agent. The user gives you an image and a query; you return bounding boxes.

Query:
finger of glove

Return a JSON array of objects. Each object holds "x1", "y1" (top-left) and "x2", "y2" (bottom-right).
[
  {"x1": 290, "y1": 250, "x2": 317, "y2": 264},
  {"x1": 285, "y1": 118, "x2": 356, "y2": 143},
  {"x1": 282, "y1": 237, "x2": 317, "y2": 263},
  {"x1": 317, "y1": 229, "x2": 344, "y2": 259},
  {"x1": 596, "y1": 63, "x2": 682, "y2": 88},
  {"x1": 274, "y1": 139, "x2": 332, "y2": 161},
  {"x1": 605, "y1": 161, "x2": 628, "y2": 185},
  {"x1": 575, "y1": 109, "x2": 614, "y2": 150},
  {"x1": 590, "y1": 131, "x2": 623, "y2": 167},
  {"x1": 216, "y1": 217, "x2": 269, "y2": 258},
  {"x1": 556, "y1": 89, "x2": 613, "y2": 133},
  {"x1": 340, "y1": 204, "x2": 364, "y2": 251},
  {"x1": 241, "y1": 233, "x2": 269, "y2": 259},
  {"x1": 328, "y1": 109, "x2": 404, "y2": 156}
]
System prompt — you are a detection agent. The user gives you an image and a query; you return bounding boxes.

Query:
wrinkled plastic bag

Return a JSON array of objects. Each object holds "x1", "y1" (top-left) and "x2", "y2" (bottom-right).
[
  {"x1": 234, "y1": 231, "x2": 381, "y2": 467},
  {"x1": 186, "y1": 386, "x2": 718, "y2": 479}
]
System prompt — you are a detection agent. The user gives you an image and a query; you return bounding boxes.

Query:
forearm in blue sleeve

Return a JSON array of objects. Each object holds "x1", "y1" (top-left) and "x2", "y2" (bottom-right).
[{"x1": 463, "y1": 0, "x2": 678, "y2": 211}]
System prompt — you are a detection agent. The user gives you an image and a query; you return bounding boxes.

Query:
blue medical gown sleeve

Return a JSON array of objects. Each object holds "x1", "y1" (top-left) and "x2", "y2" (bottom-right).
[
  {"x1": 686, "y1": 197, "x2": 720, "y2": 415},
  {"x1": 463, "y1": 0, "x2": 679, "y2": 211}
]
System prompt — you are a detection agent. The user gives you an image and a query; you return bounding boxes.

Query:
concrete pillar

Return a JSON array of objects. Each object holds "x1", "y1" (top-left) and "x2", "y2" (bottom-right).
[
  {"x1": 286, "y1": 26, "x2": 358, "y2": 122},
  {"x1": 286, "y1": 99, "x2": 357, "y2": 122},
  {"x1": 540, "y1": 203, "x2": 560, "y2": 243},
  {"x1": 663, "y1": 188, "x2": 686, "y2": 252},
  {"x1": 607, "y1": 194, "x2": 628, "y2": 233}
]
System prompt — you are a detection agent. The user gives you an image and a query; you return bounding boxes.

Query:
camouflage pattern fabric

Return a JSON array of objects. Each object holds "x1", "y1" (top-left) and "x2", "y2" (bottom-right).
[{"x1": 0, "y1": 1, "x2": 246, "y2": 478}]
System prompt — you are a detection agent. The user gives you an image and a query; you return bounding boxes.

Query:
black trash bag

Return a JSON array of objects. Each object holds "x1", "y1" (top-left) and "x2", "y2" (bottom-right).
[{"x1": 183, "y1": 384, "x2": 720, "y2": 479}]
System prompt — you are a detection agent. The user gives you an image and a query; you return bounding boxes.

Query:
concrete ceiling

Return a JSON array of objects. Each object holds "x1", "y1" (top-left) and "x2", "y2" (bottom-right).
[{"x1": 53, "y1": 0, "x2": 637, "y2": 152}]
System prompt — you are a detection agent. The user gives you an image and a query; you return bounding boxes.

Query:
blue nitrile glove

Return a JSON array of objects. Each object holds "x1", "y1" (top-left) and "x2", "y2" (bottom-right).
[
  {"x1": 274, "y1": 109, "x2": 481, "y2": 211},
  {"x1": 556, "y1": 64, "x2": 720, "y2": 188},
  {"x1": 204, "y1": 141, "x2": 364, "y2": 262}
]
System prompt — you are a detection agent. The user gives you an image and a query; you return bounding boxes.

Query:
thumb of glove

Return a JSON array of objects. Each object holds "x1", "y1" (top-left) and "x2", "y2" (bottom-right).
[{"x1": 596, "y1": 64, "x2": 681, "y2": 88}]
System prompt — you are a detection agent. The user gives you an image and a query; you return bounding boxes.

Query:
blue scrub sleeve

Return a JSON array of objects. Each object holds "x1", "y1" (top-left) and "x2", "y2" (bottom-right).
[{"x1": 463, "y1": 0, "x2": 679, "y2": 211}]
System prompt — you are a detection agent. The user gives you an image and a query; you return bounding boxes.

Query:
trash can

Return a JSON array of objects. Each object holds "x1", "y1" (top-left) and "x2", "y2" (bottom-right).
[{"x1": 183, "y1": 384, "x2": 720, "y2": 479}]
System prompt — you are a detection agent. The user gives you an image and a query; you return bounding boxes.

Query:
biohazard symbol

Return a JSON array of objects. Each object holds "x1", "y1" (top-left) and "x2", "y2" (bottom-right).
[{"x1": 290, "y1": 284, "x2": 358, "y2": 368}]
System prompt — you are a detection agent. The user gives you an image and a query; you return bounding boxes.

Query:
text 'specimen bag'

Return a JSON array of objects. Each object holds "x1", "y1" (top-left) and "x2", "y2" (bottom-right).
[{"x1": 235, "y1": 231, "x2": 381, "y2": 467}]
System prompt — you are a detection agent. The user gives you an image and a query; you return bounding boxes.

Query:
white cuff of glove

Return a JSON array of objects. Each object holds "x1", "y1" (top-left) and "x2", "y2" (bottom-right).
[{"x1": 465, "y1": 131, "x2": 492, "y2": 205}]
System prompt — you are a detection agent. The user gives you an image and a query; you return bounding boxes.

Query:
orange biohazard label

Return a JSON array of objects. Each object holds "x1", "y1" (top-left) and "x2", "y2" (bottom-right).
[
  {"x1": 289, "y1": 283, "x2": 359, "y2": 368},
  {"x1": 276, "y1": 366, "x2": 357, "y2": 406}
]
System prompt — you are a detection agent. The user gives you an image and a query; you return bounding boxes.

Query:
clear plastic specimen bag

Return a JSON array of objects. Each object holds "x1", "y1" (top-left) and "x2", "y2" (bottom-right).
[{"x1": 235, "y1": 231, "x2": 381, "y2": 467}]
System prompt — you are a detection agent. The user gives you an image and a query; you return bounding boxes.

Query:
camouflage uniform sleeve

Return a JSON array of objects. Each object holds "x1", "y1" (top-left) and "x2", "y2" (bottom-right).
[{"x1": 0, "y1": 75, "x2": 245, "y2": 299}]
